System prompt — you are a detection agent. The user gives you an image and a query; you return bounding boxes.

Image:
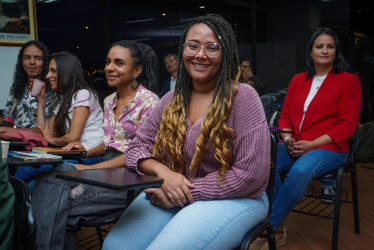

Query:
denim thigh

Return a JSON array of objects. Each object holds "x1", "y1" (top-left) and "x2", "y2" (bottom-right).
[
  {"x1": 270, "y1": 145, "x2": 347, "y2": 229},
  {"x1": 103, "y1": 192, "x2": 268, "y2": 250}
]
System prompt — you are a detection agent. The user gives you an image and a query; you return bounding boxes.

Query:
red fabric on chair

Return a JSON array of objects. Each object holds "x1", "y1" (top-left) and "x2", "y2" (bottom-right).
[{"x1": 0, "y1": 131, "x2": 48, "y2": 150}]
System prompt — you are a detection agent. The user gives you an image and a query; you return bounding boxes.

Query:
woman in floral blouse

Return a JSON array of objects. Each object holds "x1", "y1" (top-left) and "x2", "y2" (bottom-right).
[{"x1": 30, "y1": 40, "x2": 159, "y2": 250}]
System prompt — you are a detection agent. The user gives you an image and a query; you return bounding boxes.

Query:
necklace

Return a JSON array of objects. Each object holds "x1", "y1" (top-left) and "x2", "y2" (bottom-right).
[{"x1": 313, "y1": 75, "x2": 327, "y2": 90}]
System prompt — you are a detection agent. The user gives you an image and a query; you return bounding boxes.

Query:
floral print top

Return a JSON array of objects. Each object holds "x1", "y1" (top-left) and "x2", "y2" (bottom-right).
[
  {"x1": 3, "y1": 87, "x2": 58, "y2": 128},
  {"x1": 102, "y1": 84, "x2": 159, "y2": 153}
]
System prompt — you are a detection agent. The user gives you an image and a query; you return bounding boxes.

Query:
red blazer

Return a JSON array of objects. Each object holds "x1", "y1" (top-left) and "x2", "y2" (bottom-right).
[{"x1": 278, "y1": 70, "x2": 361, "y2": 153}]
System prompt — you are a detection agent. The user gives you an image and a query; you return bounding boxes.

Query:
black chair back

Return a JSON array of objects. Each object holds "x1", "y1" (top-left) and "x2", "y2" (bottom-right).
[
  {"x1": 239, "y1": 132, "x2": 277, "y2": 250},
  {"x1": 9, "y1": 176, "x2": 36, "y2": 250},
  {"x1": 264, "y1": 132, "x2": 277, "y2": 222}
]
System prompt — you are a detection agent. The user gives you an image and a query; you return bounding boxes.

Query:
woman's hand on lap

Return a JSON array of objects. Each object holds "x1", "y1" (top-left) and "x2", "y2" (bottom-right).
[
  {"x1": 286, "y1": 138, "x2": 303, "y2": 157},
  {"x1": 158, "y1": 168, "x2": 195, "y2": 207},
  {"x1": 293, "y1": 140, "x2": 315, "y2": 153},
  {"x1": 145, "y1": 188, "x2": 176, "y2": 209}
]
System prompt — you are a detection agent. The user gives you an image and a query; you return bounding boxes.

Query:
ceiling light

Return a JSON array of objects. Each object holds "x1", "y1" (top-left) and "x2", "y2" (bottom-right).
[
  {"x1": 199, "y1": 5, "x2": 206, "y2": 9},
  {"x1": 162, "y1": 13, "x2": 166, "y2": 16},
  {"x1": 85, "y1": 26, "x2": 89, "y2": 30}
]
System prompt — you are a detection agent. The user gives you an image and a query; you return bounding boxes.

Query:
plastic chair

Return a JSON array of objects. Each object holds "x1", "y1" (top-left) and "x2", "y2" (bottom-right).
[
  {"x1": 239, "y1": 132, "x2": 277, "y2": 250},
  {"x1": 287, "y1": 133, "x2": 360, "y2": 250},
  {"x1": 9, "y1": 176, "x2": 36, "y2": 250}
]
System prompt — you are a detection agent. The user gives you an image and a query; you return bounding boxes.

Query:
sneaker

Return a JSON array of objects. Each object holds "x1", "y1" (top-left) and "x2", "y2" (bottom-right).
[{"x1": 321, "y1": 187, "x2": 335, "y2": 204}]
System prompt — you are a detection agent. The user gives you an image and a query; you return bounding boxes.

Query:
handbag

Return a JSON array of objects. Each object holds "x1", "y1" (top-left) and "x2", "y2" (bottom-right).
[{"x1": 0, "y1": 99, "x2": 18, "y2": 127}]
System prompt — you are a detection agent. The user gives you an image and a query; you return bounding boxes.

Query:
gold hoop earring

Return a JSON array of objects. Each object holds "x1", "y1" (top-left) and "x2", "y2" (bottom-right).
[{"x1": 131, "y1": 77, "x2": 139, "y2": 89}]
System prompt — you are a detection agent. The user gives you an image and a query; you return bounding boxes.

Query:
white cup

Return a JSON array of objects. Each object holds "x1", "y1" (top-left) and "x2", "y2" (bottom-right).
[
  {"x1": 31, "y1": 79, "x2": 45, "y2": 97},
  {"x1": 1, "y1": 140, "x2": 10, "y2": 159}
]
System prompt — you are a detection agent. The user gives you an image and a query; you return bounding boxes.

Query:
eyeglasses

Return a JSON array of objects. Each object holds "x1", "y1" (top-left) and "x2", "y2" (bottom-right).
[{"x1": 183, "y1": 41, "x2": 222, "y2": 58}]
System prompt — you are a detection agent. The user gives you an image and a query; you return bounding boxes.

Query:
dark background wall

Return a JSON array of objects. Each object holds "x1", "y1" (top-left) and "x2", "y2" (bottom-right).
[{"x1": 32, "y1": 0, "x2": 374, "y2": 122}]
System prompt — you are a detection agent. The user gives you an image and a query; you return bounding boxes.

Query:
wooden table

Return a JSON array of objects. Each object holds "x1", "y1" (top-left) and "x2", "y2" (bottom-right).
[{"x1": 56, "y1": 167, "x2": 163, "y2": 205}]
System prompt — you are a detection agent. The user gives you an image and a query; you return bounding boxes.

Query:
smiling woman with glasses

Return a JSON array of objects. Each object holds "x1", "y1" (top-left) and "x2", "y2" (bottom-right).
[{"x1": 103, "y1": 14, "x2": 270, "y2": 250}]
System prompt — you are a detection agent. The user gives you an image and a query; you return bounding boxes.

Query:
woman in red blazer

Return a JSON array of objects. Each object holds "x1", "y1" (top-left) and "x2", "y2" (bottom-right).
[{"x1": 257, "y1": 27, "x2": 361, "y2": 248}]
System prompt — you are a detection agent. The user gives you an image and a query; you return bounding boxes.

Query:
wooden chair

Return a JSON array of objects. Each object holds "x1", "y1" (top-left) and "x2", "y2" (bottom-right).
[{"x1": 239, "y1": 132, "x2": 277, "y2": 250}]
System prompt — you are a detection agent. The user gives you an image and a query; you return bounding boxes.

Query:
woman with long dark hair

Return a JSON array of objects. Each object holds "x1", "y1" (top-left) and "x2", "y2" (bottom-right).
[
  {"x1": 36, "y1": 51, "x2": 103, "y2": 147},
  {"x1": 14, "y1": 52, "x2": 103, "y2": 188}
]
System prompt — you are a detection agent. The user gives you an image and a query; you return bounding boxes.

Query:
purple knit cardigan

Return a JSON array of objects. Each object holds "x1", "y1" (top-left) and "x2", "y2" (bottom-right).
[{"x1": 126, "y1": 83, "x2": 270, "y2": 201}]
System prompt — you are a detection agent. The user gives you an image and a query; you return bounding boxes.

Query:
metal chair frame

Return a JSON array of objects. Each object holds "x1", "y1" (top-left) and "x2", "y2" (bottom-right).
[
  {"x1": 286, "y1": 133, "x2": 360, "y2": 250},
  {"x1": 77, "y1": 189, "x2": 135, "y2": 247},
  {"x1": 239, "y1": 132, "x2": 277, "y2": 250}
]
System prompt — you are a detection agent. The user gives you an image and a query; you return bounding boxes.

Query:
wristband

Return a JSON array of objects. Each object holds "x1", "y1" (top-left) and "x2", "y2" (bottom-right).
[
  {"x1": 51, "y1": 137, "x2": 56, "y2": 145},
  {"x1": 284, "y1": 136, "x2": 291, "y2": 143}
]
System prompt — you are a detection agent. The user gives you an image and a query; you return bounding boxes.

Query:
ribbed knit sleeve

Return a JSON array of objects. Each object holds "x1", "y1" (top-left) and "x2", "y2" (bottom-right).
[
  {"x1": 125, "y1": 92, "x2": 174, "y2": 170},
  {"x1": 189, "y1": 84, "x2": 270, "y2": 200}
]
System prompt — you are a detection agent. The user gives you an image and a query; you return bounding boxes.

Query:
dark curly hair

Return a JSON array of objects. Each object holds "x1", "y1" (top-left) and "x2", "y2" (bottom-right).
[
  {"x1": 305, "y1": 27, "x2": 350, "y2": 77},
  {"x1": 11, "y1": 40, "x2": 50, "y2": 99}
]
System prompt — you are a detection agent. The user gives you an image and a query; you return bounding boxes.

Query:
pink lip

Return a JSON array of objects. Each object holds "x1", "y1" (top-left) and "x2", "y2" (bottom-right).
[{"x1": 106, "y1": 75, "x2": 118, "y2": 79}]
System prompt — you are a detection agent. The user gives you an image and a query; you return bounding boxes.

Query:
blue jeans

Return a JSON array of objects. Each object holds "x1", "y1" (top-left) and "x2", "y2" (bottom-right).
[
  {"x1": 103, "y1": 192, "x2": 269, "y2": 250},
  {"x1": 270, "y1": 143, "x2": 347, "y2": 230},
  {"x1": 14, "y1": 157, "x2": 103, "y2": 192}
]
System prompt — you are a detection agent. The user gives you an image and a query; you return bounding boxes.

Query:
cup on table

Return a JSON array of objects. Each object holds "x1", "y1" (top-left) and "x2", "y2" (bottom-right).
[
  {"x1": 31, "y1": 79, "x2": 45, "y2": 97},
  {"x1": 1, "y1": 140, "x2": 10, "y2": 159}
]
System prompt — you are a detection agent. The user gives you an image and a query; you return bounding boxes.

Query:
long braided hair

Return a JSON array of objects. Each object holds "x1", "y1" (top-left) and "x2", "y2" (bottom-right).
[{"x1": 152, "y1": 14, "x2": 240, "y2": 184}]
